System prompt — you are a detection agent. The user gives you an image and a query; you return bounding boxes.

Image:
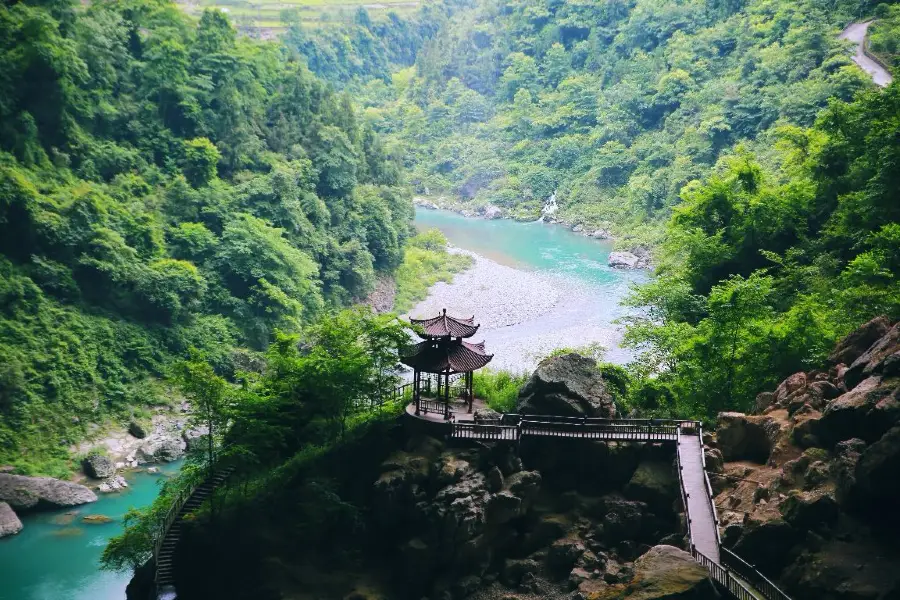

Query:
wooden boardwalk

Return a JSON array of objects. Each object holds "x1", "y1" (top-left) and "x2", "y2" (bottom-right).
[
  {"x1": 447, "y1": 415, "x2": 791, "y2": 600},
  {"x1": 677, "y1": 431, "x2": 719, "y2": 563}
]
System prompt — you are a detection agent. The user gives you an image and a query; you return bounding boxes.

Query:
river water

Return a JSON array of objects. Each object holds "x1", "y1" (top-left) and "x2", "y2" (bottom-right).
[
  {"x1": 413, "y1": 208, "x2": 646, "y2": 371},
  {"x1": 0, "y1": 461, "x2": 182, "y2": 600}
]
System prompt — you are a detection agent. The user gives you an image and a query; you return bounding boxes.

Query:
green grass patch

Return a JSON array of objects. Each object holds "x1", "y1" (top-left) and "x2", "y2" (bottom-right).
[
  {"x1": 473, "y1": 369, "x2": 528, "y2": 413},
  {"x1": 393, "y1": 229, "x2": 473, "y2": 313}
]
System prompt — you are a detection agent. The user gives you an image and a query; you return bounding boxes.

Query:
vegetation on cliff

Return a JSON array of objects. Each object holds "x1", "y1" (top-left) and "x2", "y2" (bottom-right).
[
  {"x1": 0, "y1": 0, "x2": 411, "y2": 474},
  {"x1": 355, "y1": 0, "x2": 882, "y2": 241}
]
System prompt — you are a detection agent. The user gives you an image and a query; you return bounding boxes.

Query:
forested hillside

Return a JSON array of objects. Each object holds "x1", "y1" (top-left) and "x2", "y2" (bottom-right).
[
  {"x1": 359, "y1": 0, "x2": 881, "y2": 243},
  {"x1": 0, "y1": 0, "x2": 411, "y2": 475}
]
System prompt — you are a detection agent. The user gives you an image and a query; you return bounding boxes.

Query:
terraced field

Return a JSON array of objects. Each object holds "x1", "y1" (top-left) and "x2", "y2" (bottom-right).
[{"x1": 177, "y1": 0, "x2": 421, "y2": 37}]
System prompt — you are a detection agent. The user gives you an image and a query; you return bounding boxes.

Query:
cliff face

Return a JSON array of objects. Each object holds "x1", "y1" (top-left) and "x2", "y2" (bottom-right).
[{"x1": 708, "y1": 317, "x2": 900, "y2": 600}]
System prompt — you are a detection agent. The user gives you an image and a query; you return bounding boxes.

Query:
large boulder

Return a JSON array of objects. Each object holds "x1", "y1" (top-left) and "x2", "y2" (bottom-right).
[
  {"x1": 83, "y1": 453, "x2": 115, "y2": 479},
  {"x1": 624, "y1": 460, "x2": 676, "y2": 510},
  {"x1": 844, "y1": 322, "x2": 900, "y2": 389},
  {"x1": 608, "y1": 252, "x2": 642, "y2": 270},
  {"x1": 0, "y1": 502, "x2": 23, "y2": 537},
  {"x1": 136, "y1": 436, "x2": 186, "y2": 463},
  {"x1": 587, "y1": 545, "x2": 716, "y2": 599},
  {"x1": 517, "y1": 353, "x2": 617, "y2": 417},
  {"x1": 732, "y1": 519, "x2": 799, "y2": 575},
  {"x1": 828, "y1": 316, "x2": 892, "y2": 367},
  {"x1": 0, "y1": 474, "x2": 97, "y2": 511},
  {"x1": 830, "y1": 438, "x2": 866, "y2": 505},
  {"x1": 818, "y1": 376, "x2": 900, "y2": 444},
  {"x1": 716, "y1": 412, "x2": 787, "y2": 463},
  {"x1": 779, "y1": 490, "x2": 839, "y2": 531},
  {"x1": 851, "y1": 425, "x2": 900, "y2": 518}
]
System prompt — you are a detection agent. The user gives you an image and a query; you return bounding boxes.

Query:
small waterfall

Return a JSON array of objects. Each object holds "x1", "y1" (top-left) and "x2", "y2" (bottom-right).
[{"x1": 537, "y1": 191, "x2": 558, "y2": 223}]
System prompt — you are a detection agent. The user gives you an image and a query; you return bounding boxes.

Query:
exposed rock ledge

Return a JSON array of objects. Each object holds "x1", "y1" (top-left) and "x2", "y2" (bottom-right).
[
  {"x1": 0, "y1": 473, "x2": 97, "y2": 511},
  {"x1": 0, "y1": 501, "x2": 23, "y2": 538}
]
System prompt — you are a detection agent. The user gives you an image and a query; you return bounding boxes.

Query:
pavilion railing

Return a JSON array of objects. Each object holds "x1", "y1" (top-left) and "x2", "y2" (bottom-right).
[{"x1": 418, "y1": 398, "x2": 450, "y2": 417}]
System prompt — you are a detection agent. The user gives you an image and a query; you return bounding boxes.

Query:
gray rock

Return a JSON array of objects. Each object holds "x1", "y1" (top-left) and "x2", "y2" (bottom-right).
[
  {"x1": 517, "y1": 353, "x2": 617, "y2": 418},
  {"x1": 486, "y1": 466, "x2": 503, "y2": 493},
  {"x1": 0, "y1": 474, "x2": 97, "y2": 511},
  {"x1": 716, "y1": 412, "x2": 779, "y2": 462},
  {"x1": 0, "y1": 502, "x2": 23, "y2": 537},
  {"x1": 83, "y1": 453, "x2": 115, "y2": 479},
  {"x1": 819, "y1": 376, "x2": 900, "y2": 444},
  {"x1": 548, "y1": 538, "x2": 586, "y2": 575},
  {"x1": 828, "y1": 316, "x2": 892, "y2": 367},
  {"x1": 502, "y1": 558, "x2": 539, "y2": 586},
  {"x1": 182, "y1": 427, "x2": 209, "y2": 451},
  {"x1": 591, "y1": 229, "x2": 611, "y2": 239},
  {"x1": 128, "y1": 420, "x2": 149, "y2": 439},
  {"x1": 624, "y1": 460, "x2": 676, "y2": 510},
  {"x1": 136, "y1": 437, "x2": 186, "y2": 463},
  {"x1": 852, "y1": 425, "x2": 900, "y2": 511},
  {"x1": 607, "y1": 251, "x2": 641, "y2": 269},
  {"x1": 845, "y1": 322, "x2": 900, "y2": 389},
  {"x1": 773, "y1": 372, "x2": 807, "y2": 405},
  {"x1": 486, "y1": 491, "x2": 522, "y2": 526},
  {"x1": 483, "y1": 204, "x2": 502, "y2": 220},
  {"x1": 601, "y1": 545, "x2": 716, "y2": 599}
]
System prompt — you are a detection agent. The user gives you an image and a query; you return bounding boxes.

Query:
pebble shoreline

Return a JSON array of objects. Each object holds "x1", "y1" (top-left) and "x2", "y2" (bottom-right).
[
  {"x1": 407, "y1": 248, "x2": 634, "y2": 373},
  {"x1": 408, "y1": 248, "x2": 560, "y2": 329}
]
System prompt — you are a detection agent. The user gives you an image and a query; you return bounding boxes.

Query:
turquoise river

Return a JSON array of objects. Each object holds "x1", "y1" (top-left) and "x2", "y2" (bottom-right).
[
  {"x1": 0, "y1": 461, "x2": 182, "y2": 600},
  {"x1": 413, "y1": 208, "x2": 646, "y2": 370},
  {"x1": 0, "y1": 210, "x2": 644, "y2": 600}
]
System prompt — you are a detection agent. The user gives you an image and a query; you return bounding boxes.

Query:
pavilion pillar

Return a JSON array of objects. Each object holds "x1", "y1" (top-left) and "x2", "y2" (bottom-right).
[
  {"x1": 444, "y1": 370, "x2": 450, "y2": 420},
  {"x1": 467, "y1": 371, "x2": 474, "y2": 413},
  {"x1": 414, "y1": 370, "x2": 421, "y2": 415}
]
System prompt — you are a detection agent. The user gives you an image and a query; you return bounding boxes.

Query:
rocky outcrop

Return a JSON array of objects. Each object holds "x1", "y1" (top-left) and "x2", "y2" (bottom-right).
[
  {"x1": 83, "y1": 453, "x2": 115, "y2": 479},
  {"x1": 716, "y1": 412, "x2": 789, "y2": 463},
  {"x1": 624, "y1": 460, "x2": 676, "y2": 511},
  {"x1": 712, "y1": 318, "x2": 900, "y2": 598},
  {"x1": 588, "y1": 545, "x2": 716, "y2": 599},
  {"x1": 828, "y1": 316, "x2": 891, "y2": 367},
  {"x1": 843, "y1": 322, "x2": 900, "y2": 389},
  {"x1": 607, "y1": 252, "x2": 642, "y2": 270},
  {"x1": 517, "y1": 353, "x2": 617, "y2": 417},
  {"x1": 0, "y1": 501, "x2": 23, "y2": 537},
  {"x1": 128, "y1": 420, "x2": 149, "y2": 439},
  {"x1": 0, "y1": 474, "x2": 97, "y2": 511},
  {"x1": 819, "y1": 375, "x2": 899, "y2": 444},
  {"x1": 136, "y1": 437, "x2": 186, "y2": 463},
  {"x1": 850, "y1": 425, "x2": 900, "y2": 517}
]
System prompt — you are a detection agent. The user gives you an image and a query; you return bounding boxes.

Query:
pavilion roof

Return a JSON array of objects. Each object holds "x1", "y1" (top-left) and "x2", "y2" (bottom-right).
[
  {"x1": 409, "y1": 309, "x2": 480, "y2": 338},
  {"x1": 400, "y1": 339, "x2": 493, "y2": 373}
]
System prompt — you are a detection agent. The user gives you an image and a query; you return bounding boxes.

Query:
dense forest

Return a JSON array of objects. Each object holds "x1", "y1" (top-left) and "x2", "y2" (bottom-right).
[
  {"x1": 0, "y1": 0, "x2": 897, "y2": 595},
  {"x1": 0, "y1": 0, "x2": 414, "y2": 475},
  {"x1": 358, "y1": 0, "x2": 881, "y2": 241}
]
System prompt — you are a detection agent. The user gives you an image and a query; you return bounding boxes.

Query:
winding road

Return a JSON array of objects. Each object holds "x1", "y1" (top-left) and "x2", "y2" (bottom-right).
[{"x1": 840, "y1": 21, "x2": 893, "y2": 87}]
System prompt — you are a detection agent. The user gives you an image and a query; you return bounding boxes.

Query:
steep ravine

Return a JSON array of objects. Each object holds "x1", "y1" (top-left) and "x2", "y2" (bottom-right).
[{"x1": 151, "y1": 319, "x2": 900, "y2": 600}]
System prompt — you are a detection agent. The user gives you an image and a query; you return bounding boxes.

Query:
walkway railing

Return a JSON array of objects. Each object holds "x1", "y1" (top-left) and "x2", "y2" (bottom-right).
[
  {"x1": 443, "y1": 413, "x2": 791, "y2": 600},
  {"x1": 722, "y1": 547, "x2": 792, "y2": 600}
]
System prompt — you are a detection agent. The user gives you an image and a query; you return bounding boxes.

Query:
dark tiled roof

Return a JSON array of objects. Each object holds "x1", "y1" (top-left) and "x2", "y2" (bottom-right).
[
  {"x1": 410, "y1": 309, "x2": 479, "y2": 338},
  {"x1": 400, "y1": 339, "x2": 493, "y2": 373}
]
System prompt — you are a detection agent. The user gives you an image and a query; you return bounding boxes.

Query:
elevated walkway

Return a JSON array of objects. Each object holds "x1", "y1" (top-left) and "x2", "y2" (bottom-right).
[{"x1": 443, "y1": 414, "x2": 792, "y2": 600}]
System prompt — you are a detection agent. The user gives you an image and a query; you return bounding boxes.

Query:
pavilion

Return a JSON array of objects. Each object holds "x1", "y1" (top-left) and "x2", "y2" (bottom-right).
[{"x1": 401, "y1": 309, "x2": 493, "y2": 420}]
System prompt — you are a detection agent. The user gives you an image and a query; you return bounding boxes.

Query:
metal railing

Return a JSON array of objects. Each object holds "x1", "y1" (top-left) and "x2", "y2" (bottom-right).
[
  {"x1": 692, "y1": 546, "x2": 760, "y2": 600},
  {"x1": 151, "y1": 483, "x2": 195, "y2": 565},
  {"x1": 697, "y1": 424, "x2": 722, "y2": 546},
  {"x1": 451, "y1": 422, "x2": 518, "y2": 440},
  {"x1": 722, "y1": 547, "x2": 792, "y2": 600}
]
